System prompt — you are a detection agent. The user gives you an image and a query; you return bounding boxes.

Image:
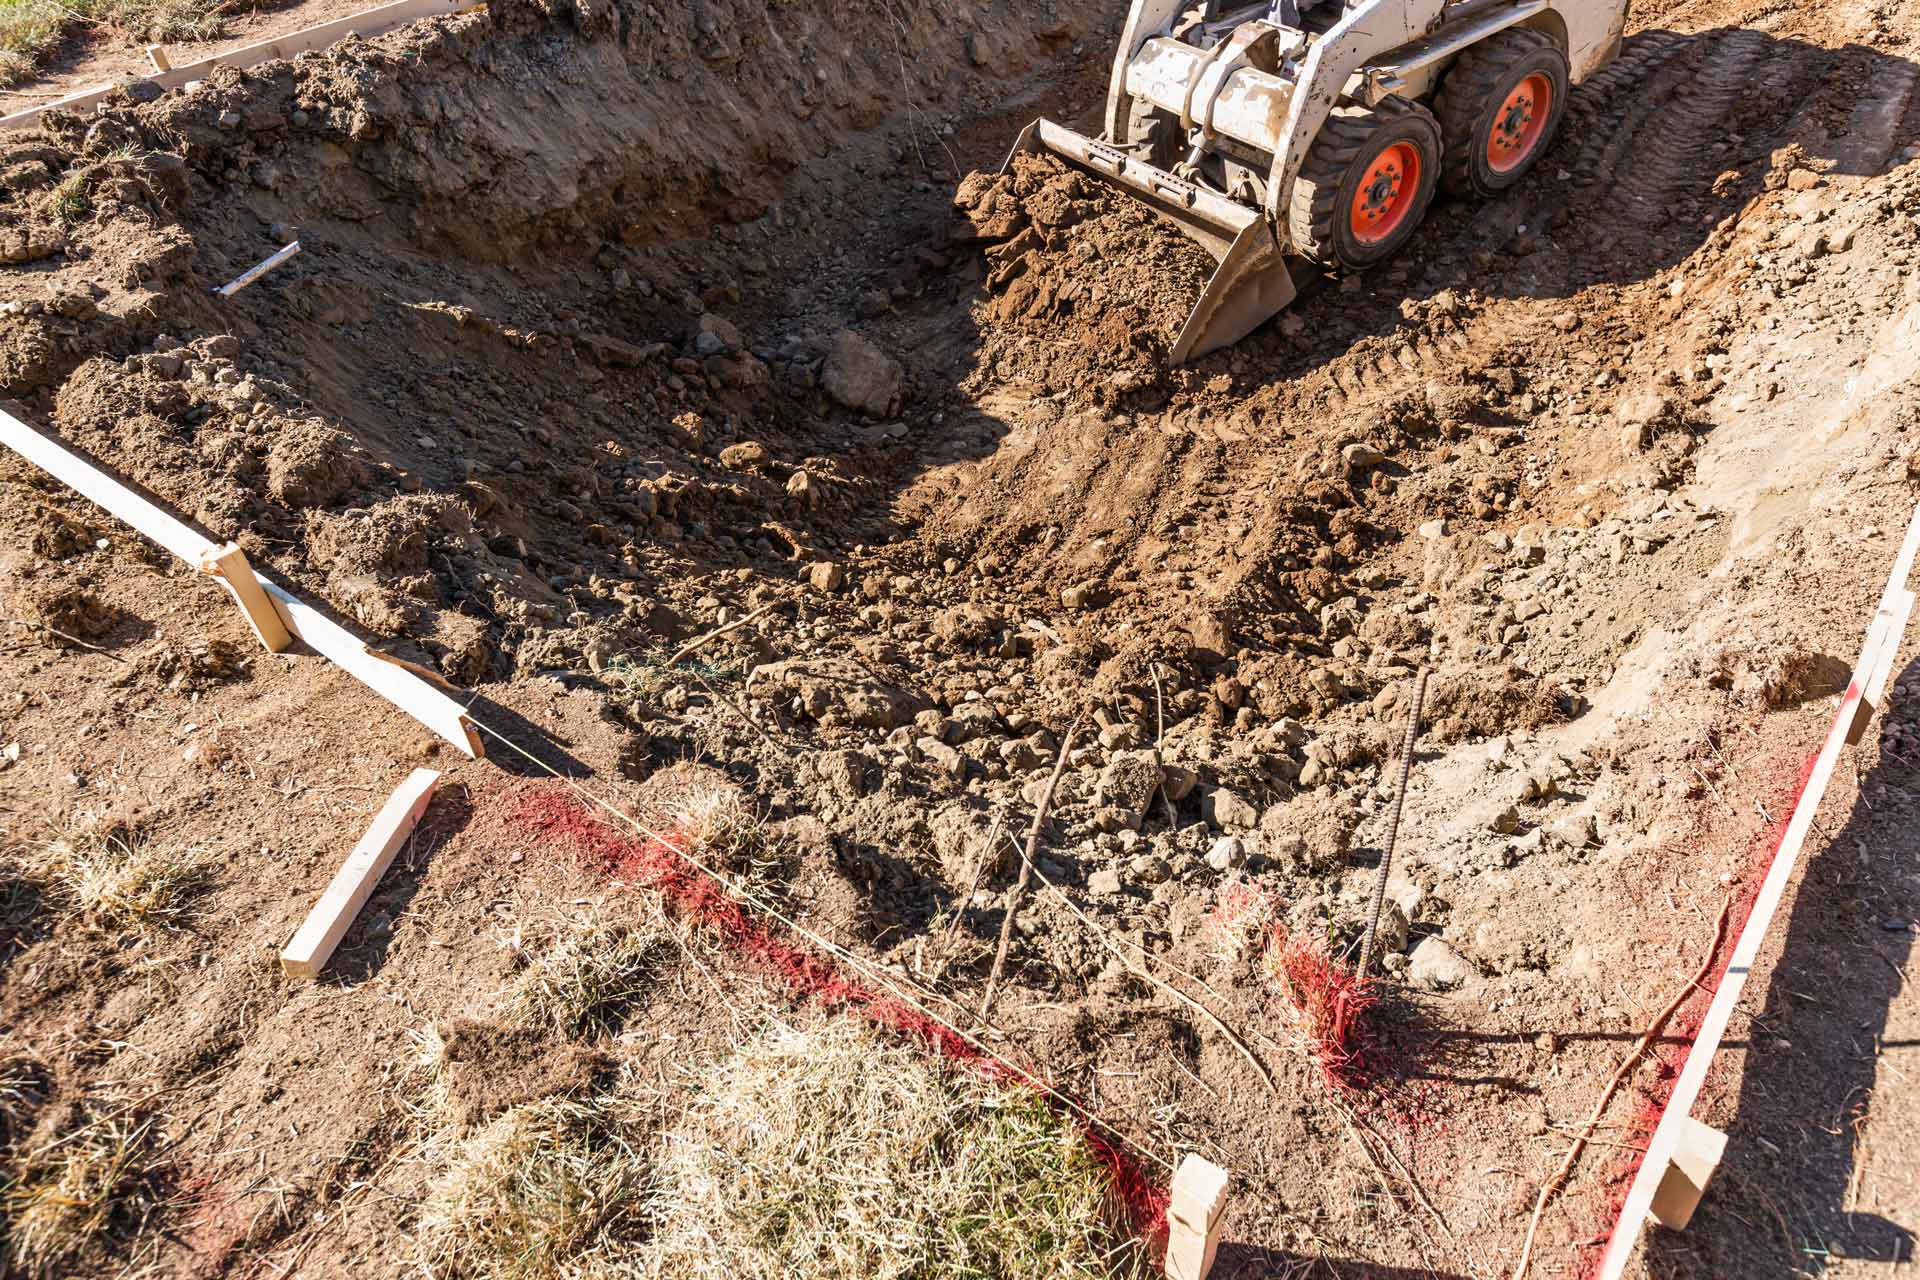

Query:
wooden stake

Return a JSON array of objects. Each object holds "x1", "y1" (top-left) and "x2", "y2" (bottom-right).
[
  {"x1": 198, "y1": 541, "x2": 291, "y2": 652},
  {"x1": 281, "y1": 768, "x2": 440, "y2": 979},
  {"x1": 1650, "y1": 1117, "x2": 1728, "y2": 1231},
  {"x1": 1166, "y1": 1153, "x2": 1229, "y2": 1280},
  {"x1": 144, "y1": 44, "x2": 171, "y2": 73},
  {"x1": 0, "y1": 405, "x2": 483, "y2": 758},
  {"x1": 3, "y1": 0, "x2": 480, "y2": 132}
]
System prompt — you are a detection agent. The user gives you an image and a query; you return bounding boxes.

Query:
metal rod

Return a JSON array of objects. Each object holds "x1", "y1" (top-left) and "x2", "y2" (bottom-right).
[{"x1": 1359, "y1": 666, "x2": 1429, "y2": 976}]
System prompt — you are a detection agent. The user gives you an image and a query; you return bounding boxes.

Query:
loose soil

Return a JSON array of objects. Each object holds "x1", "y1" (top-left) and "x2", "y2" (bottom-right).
[{"x1": 2, "y1": 0, "x2": 1919, "y2": 1275}]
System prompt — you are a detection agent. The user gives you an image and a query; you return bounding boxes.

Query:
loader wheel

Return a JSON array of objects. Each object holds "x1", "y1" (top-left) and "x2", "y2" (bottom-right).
[
  {"x1": 1435, "y1": 27, "x2": 1570, "y2": 197},
  {"x1": 1126, "y1": 95, "x2": 1182, "y2": 170},
  {"x1": 1288, "y1": 98, "x2": 1442, "y2": 271}
]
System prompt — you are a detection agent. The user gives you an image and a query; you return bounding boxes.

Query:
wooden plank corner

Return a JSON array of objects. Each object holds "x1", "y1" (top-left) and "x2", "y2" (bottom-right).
[
  {"x1": 1650, "y1": 1117, "x2": 1728, "y2": 1231},
  {"x1": 199, "y1": 541, "x2": 293, "y2": 652},
  {"x1": 1166, "y1": 1154, "x2": 1229, "y2": 1280},
  {"x1": 281, "y1": 768, "x2": 440, "y2": 979}
]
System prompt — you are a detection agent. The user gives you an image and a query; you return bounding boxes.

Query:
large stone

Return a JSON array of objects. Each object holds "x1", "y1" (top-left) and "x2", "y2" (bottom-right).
[
  {"x1": 1095, "y1": 752, "x2": 1162, "y2": 823},
  {"x1": 1205, "y1": 835, "x2": 1245, "y2": 872},
  {"x1": 1258, "y1": 792, "x2": 1357, "y2": 871},
  {"x1": 1203, "y1": 788, "x2": 1259, "y2": 831},
  {"x1": 822, "y1": 330, "x2": 903, "y2": 416},
  {"x1": 1408, "y1": 937, "x2": 1476, "y2": 991}
]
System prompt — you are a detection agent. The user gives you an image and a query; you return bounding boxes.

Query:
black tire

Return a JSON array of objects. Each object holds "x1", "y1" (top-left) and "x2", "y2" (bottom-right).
[
  {"x1": 1287, "y1": 97, "x2": 1443, "y2": 271},
  {"x1": 1126, "y1": 95, "x2": 1182, "y2": 170},
  {"x1": 1435, "y1": 27, "x2": 1571, "y2": 198}
]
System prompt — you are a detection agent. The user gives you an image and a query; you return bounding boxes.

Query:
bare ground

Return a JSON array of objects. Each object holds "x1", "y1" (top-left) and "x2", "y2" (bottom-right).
[{"x1": 2, "y1": 0, "x2": 1919, "y2": 1275}]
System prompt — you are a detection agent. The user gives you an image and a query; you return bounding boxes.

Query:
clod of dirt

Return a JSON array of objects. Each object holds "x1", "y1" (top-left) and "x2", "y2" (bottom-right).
[
  {"x1": 267, "y1": 422, "x2": 372, "y2": 509},
  {"x1": 1708, "y1": 644, "x2": 1852, "y2": 709},
  {"x1": 953, "y1": 152, "x2": 1214, "y2": 382},
  {"x1": 1259, "y1": 791, "x2": 1359, "y2": 875},
  {"x1": 29, "y1": 508, "x2": 95, "y2": 558},
  {"x1": 115, "y1": 638, "x2": 250, "y2": 693},
  {"x1": 20, "y1": 583, "x2": 121, "y2": 639},
  {"x1": 750, "y1": 656, "x2": 926, "y2": 730},
  {"x1": 434, "y1": 1018, "x2": 609, "y2": 1125}
]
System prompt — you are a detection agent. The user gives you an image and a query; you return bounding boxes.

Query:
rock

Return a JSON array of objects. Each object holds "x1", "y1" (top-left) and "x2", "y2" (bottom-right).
[
  {"x1": 1088, "y1": 868, "x2": 1124, "y2": 896},
  {"x1": 1373, "y1": 902, "x2": 1411, "y2": 954},
  {"x1": 1060, "y1": 583, "x2": 1097, "y2": 610},
  {"x1": 999, "y1": 739, "x2": 1044, "y2": 772},
  {"x1": 1786, "y1": 168, "x2": 1820, "y2": 191},
  {"x1": 1161, "y1": 764, "x2": 1199, "y2": 802},
  {"x1": 1342, "y1": 442, "x2": 1385, "y2": 473},
  {"x1": 822, "y1": 330, "x2": 903, "y2": 416},
  {"x1": 1550, "y1": 812, "x2": 1597, "y2": 850},
  {"x1": 808, "y1": 561, "x2": 847, "y2": 593},
  {"x1": 1408, "y1": 937, "x2": 1476, "y2": 991},
  {"x1": 1096, "y1": 752, "x2": 1162, "y2": 823},
  {"x1": 1205, "y1": 835, "x2": 1245, "y2": 872},
  {"x1": 1552, "y1": 311, "x2": 1580, "y2": 332},
  {"x1": 817, "y1": 749, "x2": 873, "y2": 800},
  {"x1": 919, "y1": 738, "x2": 965, "y2": 779},
  {"x1": 1189, "y1": 614, "x2": 1232, "y2": 662},
  {"x1": 1202, "y1": 788, "x2": 1258, "y2": 831},
  {"x1": 719, "y1": 441, "x2": 767, "y2": 469},
  {"x1": 1489, "y1": 803, "x2": 1522, "y2": 835},
  {"x1": 1418, "y1": 519, "x2": 1449, "y2": 540},
  {"x1": 1128, "y1": 854, "x2": 1172, "y2": 885},
  {"x1": 694, "y1": 312, "x2": 741, "y2": 354}
]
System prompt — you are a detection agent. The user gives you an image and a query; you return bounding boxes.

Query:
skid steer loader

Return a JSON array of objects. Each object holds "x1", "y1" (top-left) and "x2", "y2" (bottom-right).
[{"x1": 1006, "y1": 0, "x2": 1628, "y2": 362}]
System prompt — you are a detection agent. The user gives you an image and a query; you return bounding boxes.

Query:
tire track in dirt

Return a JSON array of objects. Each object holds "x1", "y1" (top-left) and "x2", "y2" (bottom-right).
[{"x1": 1312, "y1": 29, "x2": 1712, "y2": 415}]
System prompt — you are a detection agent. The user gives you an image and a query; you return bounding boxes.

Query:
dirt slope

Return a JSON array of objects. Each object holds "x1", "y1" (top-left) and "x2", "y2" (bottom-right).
[{"x1": 2, "y1": 0, "x2": 1919, "y2": 1275}]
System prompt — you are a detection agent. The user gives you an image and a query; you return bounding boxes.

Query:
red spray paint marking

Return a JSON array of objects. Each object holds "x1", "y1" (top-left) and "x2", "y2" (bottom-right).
[
  {"x1": 509, "y1": 784, "x2": 1171, "y2": 1240},
  {"x1": 1572, "y1": 746, "x2": 1820, "y2": 1278},
  {"x1": 1266, "y1": 927, "x2": 1382, "y2": 1096}
]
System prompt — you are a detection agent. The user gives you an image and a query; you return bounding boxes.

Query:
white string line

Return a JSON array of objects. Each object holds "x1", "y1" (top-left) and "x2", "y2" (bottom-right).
[{"x1": 463, "y1": 712, "x2": 1177, "y2": 1176}]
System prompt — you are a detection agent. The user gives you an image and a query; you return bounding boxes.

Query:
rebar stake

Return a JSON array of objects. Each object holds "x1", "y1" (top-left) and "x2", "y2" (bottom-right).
[{"x1": 1359, "y1": 666, "x2": 1429, "y2": 977}]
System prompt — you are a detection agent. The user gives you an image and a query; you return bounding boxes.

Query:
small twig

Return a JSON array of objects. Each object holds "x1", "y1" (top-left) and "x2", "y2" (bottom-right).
[
  {"x1": 1512, "y1": 899, "x2": 1732, "y2": 1279},
  {"x1": 1150, "y1": 663, "x2": 1177, "y2": 828},
  {"x1": 980, "y1": 718, "x2": 1081, "y2": 1021},
  {"x1": 934, "y1": 814, "x2": 1003, "y2": 978},
  {"x1": 1027, "y1": 850, "x2": 1276, "y2": 1094},
  {"x1": 665, "y1": 602, "x2": 777, "y2": 667},
  {"x1": 688, "y1": 669, "x2": 782, "y2": 750},
  {"x1": 3, "y1": 615, "x2": 126, "y2": 661}
]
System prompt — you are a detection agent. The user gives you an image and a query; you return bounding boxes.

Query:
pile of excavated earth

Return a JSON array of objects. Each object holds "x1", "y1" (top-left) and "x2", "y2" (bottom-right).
[{"x1": 3, "y1": 0, "x2": 1920, "y2": 1274}]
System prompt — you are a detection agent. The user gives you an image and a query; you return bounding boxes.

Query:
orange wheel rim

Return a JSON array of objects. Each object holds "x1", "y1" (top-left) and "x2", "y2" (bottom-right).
[
  {"x1": 1487, "y1": 73, "x2": 1552, "y2": 173},
  {"x1": 1349, "y1": 141, "x2": 1422, "y2": 245}
]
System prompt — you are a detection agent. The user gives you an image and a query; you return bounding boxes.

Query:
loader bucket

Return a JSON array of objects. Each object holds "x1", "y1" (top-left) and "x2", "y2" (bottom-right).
[{"x1": 1004, "y1": 118, "x2": 1297, "y2": 364}]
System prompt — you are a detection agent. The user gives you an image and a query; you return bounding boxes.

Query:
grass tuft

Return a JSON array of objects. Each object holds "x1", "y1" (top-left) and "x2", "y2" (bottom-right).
[
  {"x1": 12, "y1": 827, "x2": 213, "y2": 933},
  {"x1": 416, "y1": 1094, "x2": 651, "y2": 1280},
  {"x1": 506, "y1": 920, "x2": 673, "y2": 1041},
  {"x1": 1, "y1": 1109, "x2": 164, "y2": 1277},
  {"x1": 0, "y1": 0, "x2": 232, "y2": 87},
  {"x1": 648, "y1": 1017, "x2": 1148, "y2": 1280}
]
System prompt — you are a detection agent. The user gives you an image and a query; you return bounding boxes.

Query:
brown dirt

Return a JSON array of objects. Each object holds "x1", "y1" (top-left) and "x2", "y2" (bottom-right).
[{"x1": 2, "y1": 0, "x2": 1920, "y2": 1275}]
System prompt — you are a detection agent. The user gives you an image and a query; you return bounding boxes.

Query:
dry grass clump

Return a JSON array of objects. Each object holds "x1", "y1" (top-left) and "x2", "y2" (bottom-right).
[
  {"x1": 10, "y1": 827, "x2": 213, "y2": 933},
  {"x1": 506, "y1": 919, "x2": 674, "y2": 1040},
  {"x1": 1, "y1": 1107, "x2": 165, "y2": 1277},
  {"x1": 0, "y1": 0, "x2": 230, "y2": 87},
  {"x1": 649, "y1": 1018, "x2": 1148, "y2": 1280},
  {"x1": 416, "y1": 1093, "x2": 652, "y2": 1280}
]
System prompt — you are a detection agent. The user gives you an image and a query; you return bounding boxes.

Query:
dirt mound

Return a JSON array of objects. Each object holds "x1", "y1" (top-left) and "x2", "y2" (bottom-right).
[{"x1": 952, "y1": 152, "x2": 1214, "y2": 387}]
